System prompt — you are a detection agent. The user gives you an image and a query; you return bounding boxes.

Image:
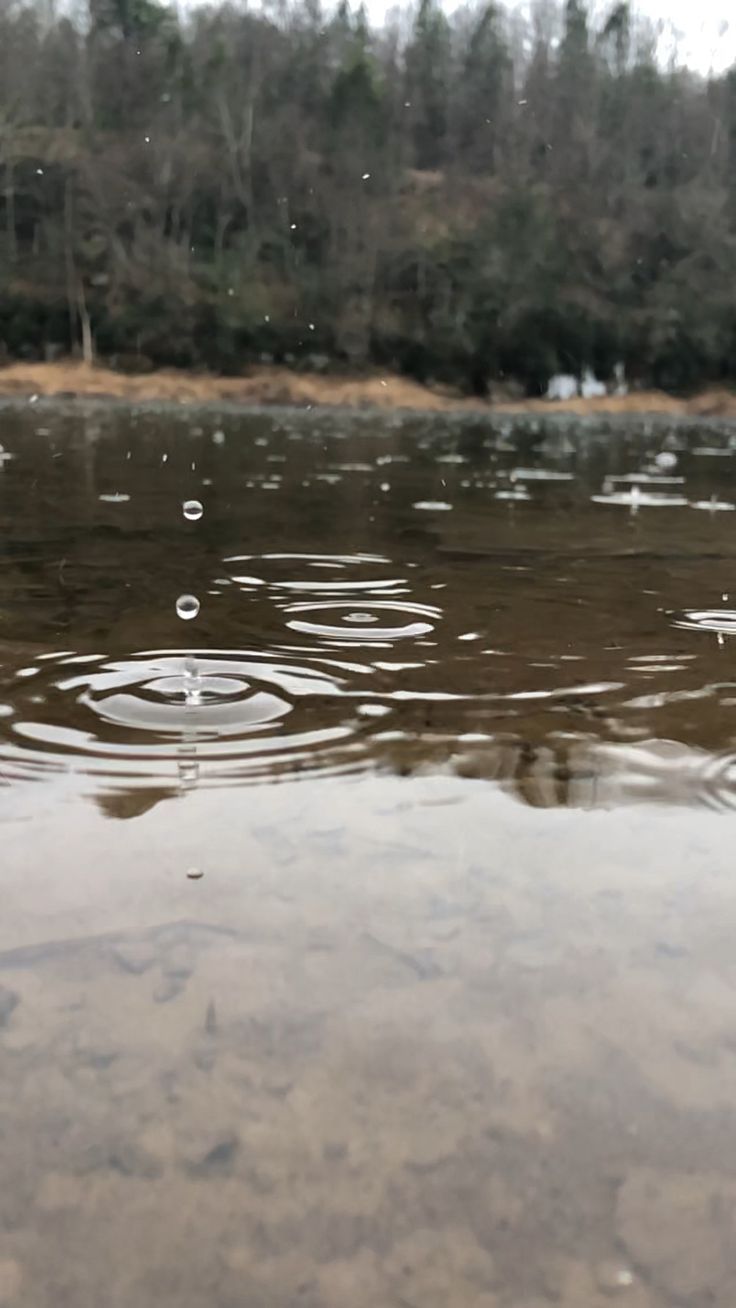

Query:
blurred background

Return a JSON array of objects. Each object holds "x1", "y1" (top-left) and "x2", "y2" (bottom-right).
[{"x1": 1, "y1": 0, "x2": 736, "y2": 398}]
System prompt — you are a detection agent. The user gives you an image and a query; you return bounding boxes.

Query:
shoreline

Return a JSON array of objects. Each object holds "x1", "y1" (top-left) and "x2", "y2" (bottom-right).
[{"x1": 1, "y1": 359, "x2": 736, "y2": 417}]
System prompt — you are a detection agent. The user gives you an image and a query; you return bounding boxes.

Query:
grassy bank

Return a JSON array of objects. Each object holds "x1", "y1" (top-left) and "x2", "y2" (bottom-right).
[{"x1": 1, "y1": 360, "x2": 736, "y2": 417}]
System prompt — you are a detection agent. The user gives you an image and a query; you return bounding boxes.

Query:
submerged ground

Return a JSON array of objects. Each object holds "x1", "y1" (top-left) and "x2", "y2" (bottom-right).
[{"x1": 2, "y1": 402, "x2": 736, "y2": 1306}]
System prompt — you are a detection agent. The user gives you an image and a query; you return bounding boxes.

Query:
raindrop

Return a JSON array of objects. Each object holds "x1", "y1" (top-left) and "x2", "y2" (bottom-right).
[
  {"x1": 595, "y1": 1263, "x2": 635, "y2": 1294},
  {"x1": 655, "y1": 451, "x2": 678, "y2": 470},
  {"x1": 176, "y1": 594, "x2": 200, "y2": 621},
  {"x1": 362, "y1": 172, "x2": 371, "y2": 180},
  {"x1": 183, "y1": 499, "x2": 203, "y2": 521},
  {"x1": 212, "y1": 429, "x2": 226, "y2": 445}
]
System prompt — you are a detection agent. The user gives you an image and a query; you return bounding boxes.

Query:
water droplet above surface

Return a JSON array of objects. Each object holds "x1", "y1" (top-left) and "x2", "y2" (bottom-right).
[
  {"x1": 176, "y1": 595, "x2": 200, "y2": 621},
  {"x1": 655, "y1": 451, "x2": 678, "y2": 470},
  {"x1": 183, "y1": 500, "x2": 204, "y2": 521}
]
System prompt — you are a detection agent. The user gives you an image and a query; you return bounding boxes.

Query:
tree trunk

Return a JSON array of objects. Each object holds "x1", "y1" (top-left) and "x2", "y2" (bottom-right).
[
  {"x1": 63, "y1": 179, "x2": 78, "y2": 354},
  {"x1": 5, "y1": 160, "x2": 17, "y2": 264},
  {"x1": 77, "y1": 279, "x2": 94, "y2": 366}
]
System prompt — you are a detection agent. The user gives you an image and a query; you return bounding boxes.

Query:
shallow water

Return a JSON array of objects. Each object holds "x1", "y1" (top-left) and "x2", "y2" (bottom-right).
[{"x1": 3, "y1": 403, "x2": 736, "y2": 1305}]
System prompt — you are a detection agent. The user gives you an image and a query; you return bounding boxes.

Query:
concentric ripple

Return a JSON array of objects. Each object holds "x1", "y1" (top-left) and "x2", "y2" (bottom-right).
[
  {"x1": 225, "y1": 551, "x2": 441, "y2": 648},
  {"x1": 673, "y1": 609, "x2": 736, "y2": 637},
  {"x1": 0, "y1": 648, "x2": 381, "y2": 789},
  {"x1": 285, "y1": 600, "x2": 437, "y2": 643}
]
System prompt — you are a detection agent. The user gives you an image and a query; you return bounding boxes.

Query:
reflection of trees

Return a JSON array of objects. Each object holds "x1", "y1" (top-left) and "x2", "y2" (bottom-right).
[
  {"x1": 378, "y1": 734, "x2": 731, "y2": 811},
  {"x1": 94, "y1": 785, "x2": 177, "y2": 819}
]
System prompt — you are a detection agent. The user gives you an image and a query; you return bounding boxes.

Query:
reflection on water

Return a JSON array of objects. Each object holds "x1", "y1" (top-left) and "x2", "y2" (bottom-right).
[
  {"x1": 3, "y1": 406, "x2": 736, "y2": 808},
  {"x1": 3, "y1": 404, "x2": 736, "y2": 1304}
]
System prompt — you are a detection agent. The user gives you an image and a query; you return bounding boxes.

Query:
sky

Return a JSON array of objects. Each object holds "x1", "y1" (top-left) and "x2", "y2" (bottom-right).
[{"x1": 643, "y1": 0, "x2": 734, "y2": 73}]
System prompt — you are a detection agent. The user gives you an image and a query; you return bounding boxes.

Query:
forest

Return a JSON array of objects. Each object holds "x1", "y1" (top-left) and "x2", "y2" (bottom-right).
[{"x1": 0, "y1": 0, "x2": 735, "y2": 395}]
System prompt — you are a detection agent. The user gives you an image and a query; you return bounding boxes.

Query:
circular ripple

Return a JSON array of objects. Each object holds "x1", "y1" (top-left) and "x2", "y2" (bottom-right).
[
  {"x1": 285, "y1": 600, "x2": 437, "y2": 644},
  {"x1": 0, "y1": 649, "x2": 380, "y2": 789},
  {"x1": 224, "y1": 551, "x2": 441, "y2": 648},
  {"x1": 673, "y1": 609, "x2": 736, "y2": 637}
]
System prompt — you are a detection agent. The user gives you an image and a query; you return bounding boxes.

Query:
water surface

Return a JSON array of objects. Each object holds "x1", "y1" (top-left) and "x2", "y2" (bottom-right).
[{"x1": 2, "y1": 403, "x2": 736, "y2": 1306}]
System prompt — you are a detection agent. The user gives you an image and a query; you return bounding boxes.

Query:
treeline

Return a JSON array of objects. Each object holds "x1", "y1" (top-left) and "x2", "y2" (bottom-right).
[{"x1": 1, "y1": 0, "x2": 736, "y2": 394}]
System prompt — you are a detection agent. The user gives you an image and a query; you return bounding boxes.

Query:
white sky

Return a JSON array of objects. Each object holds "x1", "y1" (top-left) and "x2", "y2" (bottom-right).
[
  {"x1": 374, "y1": 0, "x2": 736, "y2": 74},
  {"x1": 644, "y1": 1, "x2": 734, "y2": 73}
]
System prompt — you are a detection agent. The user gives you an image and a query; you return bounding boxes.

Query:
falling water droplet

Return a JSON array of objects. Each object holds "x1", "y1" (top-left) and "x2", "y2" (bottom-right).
[
  {"x1": 183, "y1": 499, "x2": 203, "y2": 521},
  {"x1": 183, "y1": 653, "x2": 202, "y2": 704},
  {"x1": 212, "y1": 429, "x2": 226, "y2": 445},
  {"x1": 176, "y1": 594, "x2": 200, "y2": 621}
]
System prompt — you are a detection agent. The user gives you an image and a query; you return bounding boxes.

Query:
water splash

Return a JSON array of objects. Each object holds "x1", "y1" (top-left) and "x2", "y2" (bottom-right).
[
  {"x1": 0, "y1": 649, "x2": 364, "y2": 788},
  {"x1": 690, "y1": 494, "x2": 735, "y2": 512},
  {"x1": 592, "y1": 486, "x2": 687, "y2": 510}
]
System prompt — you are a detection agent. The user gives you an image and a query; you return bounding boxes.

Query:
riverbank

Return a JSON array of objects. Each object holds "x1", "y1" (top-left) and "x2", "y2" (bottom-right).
[{"x1": 2, "y1": 359, "x2": 736, "y2": 416}]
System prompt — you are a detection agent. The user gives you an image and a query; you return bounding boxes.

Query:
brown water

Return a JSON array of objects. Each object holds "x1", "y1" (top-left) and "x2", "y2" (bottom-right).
[{"x1": 3, "y1": 403, "x2": 736, "y2": 1306}]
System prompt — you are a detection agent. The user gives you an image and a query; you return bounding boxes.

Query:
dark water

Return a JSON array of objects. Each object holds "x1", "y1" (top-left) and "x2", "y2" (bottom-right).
[{"x1": 3, "y1": 403, "x2": 736, "y2": 1306}]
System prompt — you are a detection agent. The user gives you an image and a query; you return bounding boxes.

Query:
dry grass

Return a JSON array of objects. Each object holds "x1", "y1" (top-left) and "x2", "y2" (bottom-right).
[{"x1": 1, "y1": 358, "x2": 736, "y2": 417}]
